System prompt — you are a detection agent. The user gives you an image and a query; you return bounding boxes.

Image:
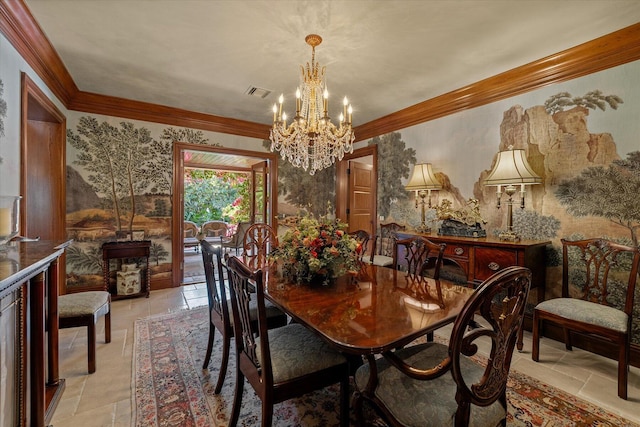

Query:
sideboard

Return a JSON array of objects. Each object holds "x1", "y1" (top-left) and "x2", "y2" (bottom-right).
[
  {"x1": 397, "y1": 232, "x2": 550, "y2": 304},
  {"x1": 0, "y1": 239, "x2": 71, "y2": 426}
]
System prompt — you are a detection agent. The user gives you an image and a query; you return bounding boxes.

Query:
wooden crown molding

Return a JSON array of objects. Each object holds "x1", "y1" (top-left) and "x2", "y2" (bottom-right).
[
  {"x1": 2, "y1": 0, "x2": 639, "y2": 141},
  {"x1": 353, "y1": 23, "x2": 640, "y2": 142}
]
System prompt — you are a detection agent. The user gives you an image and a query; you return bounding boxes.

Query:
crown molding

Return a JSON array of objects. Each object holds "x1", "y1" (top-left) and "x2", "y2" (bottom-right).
[
  {"x1": 2, "y1": 1, "x2": 639, "y2": 141},
  {"x1": 353, "y1": 23, "x2": 640, "y2": 142}
]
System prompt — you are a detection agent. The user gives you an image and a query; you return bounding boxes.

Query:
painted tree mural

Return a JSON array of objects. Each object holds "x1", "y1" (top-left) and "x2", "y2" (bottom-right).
[
  {"x1": 264, "y1": 139, "x2": 336, "y2": 217},
  {"x1": 149, "y1": 127, "x2": 209, "y2": 201},
  {"x1": 556, "y1": 151, "x2": 640, "y2": 247},
  {"x1": 0, "y1": 79, "x2": 6, "y2": 164},
  {"x1": 68, "y1": 117, "x2": 154, "y2": 233},
  {"x1": 368, "y1": 132, "x2": 416, "y2": 218},
  {"x1": 544, "y1": 90, "x2": 623, "y2": 114}
]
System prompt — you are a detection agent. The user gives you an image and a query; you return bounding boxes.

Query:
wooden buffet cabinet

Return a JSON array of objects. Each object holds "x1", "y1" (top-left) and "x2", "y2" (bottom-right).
[
  {"x1": 397, "y1": 232, "x2": 550, "y2": 305},
  {"x1": 0, "y1": 240, "x2": 70, "y2": 427}
]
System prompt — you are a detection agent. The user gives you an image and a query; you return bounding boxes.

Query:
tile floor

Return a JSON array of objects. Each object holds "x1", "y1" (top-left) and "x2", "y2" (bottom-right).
[{"x1": 51, "y1": 255, "x2": 640, "y2": 426}]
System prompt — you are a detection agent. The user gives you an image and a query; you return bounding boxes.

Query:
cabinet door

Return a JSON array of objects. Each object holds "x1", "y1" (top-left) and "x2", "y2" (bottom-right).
[{"x1": 474, "y1": 247, "x2": 518, "y2": 281}]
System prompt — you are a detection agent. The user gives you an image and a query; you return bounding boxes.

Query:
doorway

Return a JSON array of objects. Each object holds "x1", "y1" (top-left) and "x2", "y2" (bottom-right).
[
  {"x1": 171, "y1": 143, "x2": 277, "y2": 286},
  {"x1": 20, "y1": 73, "x2": 67, "y2": 288},
  {"x1": 336, "y1": 145, "x2": 378, "y2": 237}
]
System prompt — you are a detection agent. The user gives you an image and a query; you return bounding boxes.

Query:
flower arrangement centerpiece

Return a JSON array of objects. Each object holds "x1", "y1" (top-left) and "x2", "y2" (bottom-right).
[{"x1": 270, "y1": 216, "x2": 361, "y2": 286}]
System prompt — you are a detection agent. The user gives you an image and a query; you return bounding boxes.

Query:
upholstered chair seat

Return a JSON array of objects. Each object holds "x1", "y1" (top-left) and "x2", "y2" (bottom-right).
[
  {"x1": 354, "y1": 343, "x2": 505, "y2": 427},
  {"x1": 58, "y1": 290, "x2": 111, "y2": 374},
  {"x1": 535, "y1": 298, "x2": 629, "y2": 333}
]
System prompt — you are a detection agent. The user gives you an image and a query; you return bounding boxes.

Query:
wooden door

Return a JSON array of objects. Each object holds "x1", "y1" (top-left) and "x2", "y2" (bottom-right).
[
  {"x1": 20, "y1": 73, "x2": 67, "y2": 287},
  {"x1": 347, "y1": 160, "x2": 374, "y2": 236}
]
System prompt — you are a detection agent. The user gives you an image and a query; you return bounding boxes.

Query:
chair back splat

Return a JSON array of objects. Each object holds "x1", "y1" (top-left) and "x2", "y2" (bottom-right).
[
  {"x1": 532, "y1": 238, "x2": 640, "y2": 399},
  {"x1": 225, "y1": 256, "x2": 350, "y2": 427},
  {"x1": 354, "y1": 266, "x2": 531, "y2": 427},
  {"x1": 242, "y1": 223, "x2": 278, "y2": 268},
  {"x1": 370, "y1": 222, "x2": 406, "y2": 267},
  {"x1": 349, "y1": 229, "x2": 371, "y2": 262},
  {"x1": 393, "y1": 236, "x2": 446, "y2": 279}
]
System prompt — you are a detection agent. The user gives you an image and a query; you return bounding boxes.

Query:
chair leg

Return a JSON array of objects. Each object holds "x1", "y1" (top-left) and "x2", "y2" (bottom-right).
[
  {"x1": 426, "y1": 331, "x2": 434, "y2": 342},
  {"x1": 214, "y1": 331, "x2": 231, "y2": 394},
  {"x1": 229, "y1": 368, "x2": 244, "y2": 427},
  {"x1": 532, "y1": 311, "x2": 540, "y2": 362},
  {"x1": 202, "y1": 324, "x2": 215, "y2": 369},
  {"x1": 619, "y1": 341, "x2": 629, "y2": 399},
  {"x1": 262, "y1": 399, "x2": 274, "y2": 427},
  {"x1": 105, "y1": 310, "x2": 111, "y2": 343},
  {"x1": 88, "y1": 322, "x2": 97, "y2": 374},
  {"x1": 563, "y1": 327, "x2": 572, "y2": 351}
]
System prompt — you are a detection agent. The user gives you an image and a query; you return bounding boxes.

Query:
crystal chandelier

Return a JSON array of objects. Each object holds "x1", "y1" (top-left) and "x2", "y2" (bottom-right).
[{"x1": 269, "y1": 34, "x2": 355, "y2": 175}]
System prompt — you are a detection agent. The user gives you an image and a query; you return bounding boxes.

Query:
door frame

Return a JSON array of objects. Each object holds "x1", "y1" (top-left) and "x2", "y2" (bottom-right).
[
  {"x1": 336, "y1": 145, "x2": 378, "y2": 232},
  {"x1": 171, "y1": 142, "x2": 278, "y2": 286}
]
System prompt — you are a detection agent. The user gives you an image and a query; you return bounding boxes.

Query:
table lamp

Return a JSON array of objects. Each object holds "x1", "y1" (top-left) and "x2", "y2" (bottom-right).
[
  {"x1": 483, "y1": 146, "x2": 541, "y2": 241},
  {"x1": 406, "y1": 163, "x2": 441, "y2": 233}
]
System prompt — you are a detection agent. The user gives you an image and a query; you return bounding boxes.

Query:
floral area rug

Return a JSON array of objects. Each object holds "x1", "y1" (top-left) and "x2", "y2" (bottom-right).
[{"x1": 133, "y1": 306, "x2": 638, "y2": 426}]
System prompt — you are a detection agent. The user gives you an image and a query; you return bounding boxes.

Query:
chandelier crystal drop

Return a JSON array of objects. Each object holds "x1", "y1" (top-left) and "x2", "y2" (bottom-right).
[{"x1": 269, "y1": 34, "x2": 355, "y2": 175}]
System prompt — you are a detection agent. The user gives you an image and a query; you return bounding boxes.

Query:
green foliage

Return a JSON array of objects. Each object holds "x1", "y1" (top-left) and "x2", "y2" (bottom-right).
[
  {"x1": 150, "y1": 242, "x2": 169, "y2": 266},
  {"x1": 544, "y1": 90, "x2": 623, "y2": 115},
  {"x1": 264, "y1": 139, "x2": 336, "y2": 217},
  {"x1": 368, "y1": 132, "x2": 416, "y2": 218},
  {"x1": 555, "y1": 151, "x2": 640, "y2": 247},
  {"x1": 184, "y1": 169, "x2": 249, "y2": 224},
  {"x1": 66, "y1": 244, "x2": 103, "y2": 274}
]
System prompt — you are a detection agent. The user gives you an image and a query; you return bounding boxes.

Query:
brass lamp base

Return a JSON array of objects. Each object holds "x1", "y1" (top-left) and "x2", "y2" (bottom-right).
[{"x1": 498, "y1": 229, "x2": 520, "y2": 242}]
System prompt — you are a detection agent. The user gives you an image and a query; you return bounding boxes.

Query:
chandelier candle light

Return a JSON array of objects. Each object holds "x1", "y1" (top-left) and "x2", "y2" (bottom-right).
[
  {"x1": 405, "y1": 163, "x2": 441, "y2": 233},
  {"x1": 483, "y1": 146, "x2": 542, "y2": 241},
  {"x1": 269, "y1": 34, "x2": 355, "y2": 175}
]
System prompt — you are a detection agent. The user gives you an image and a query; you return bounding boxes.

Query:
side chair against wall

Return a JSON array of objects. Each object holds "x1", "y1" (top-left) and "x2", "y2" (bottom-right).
[
  {"x1": 242, "y1": 223, "x2": 278, "y2": 268},
  {"x1": 349, "y1": 229, "x2": 371, "y2": 262},
  {"x1": 354, "y1": 266, "x2": 532, "y2": 427},
  {"x1": 221, "y1": 221, "x2": 252, "y2": 254},
  {"x1": 532, "y1": 238, "x2": 640, "y2": 400},
  {"x1": 225, "y1": 256, "x2": 350, "y2": 427},
  {"x1": 200, "y1": 239, "x2": 287, "y2": 393},
  {"x1": 184, "y1": 220, "x2": 200, "y2": 252},
  {"x1": 370, "y1": 222, "x2": 406, "y2": 267},
  {"x1": 58, "y1": 291, "x2": 111, "y2": 374}
]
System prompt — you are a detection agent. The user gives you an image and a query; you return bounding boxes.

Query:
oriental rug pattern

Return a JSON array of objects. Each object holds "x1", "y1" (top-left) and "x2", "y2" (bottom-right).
[{"x1": 133, "y1": 307, "x2": 637, "y2": 426}]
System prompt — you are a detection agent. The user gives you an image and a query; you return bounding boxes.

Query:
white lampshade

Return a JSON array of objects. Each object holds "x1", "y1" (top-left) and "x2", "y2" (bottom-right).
[
  {"x1": 406, "y1": 163, "x2": 441, "y2": 190},
  {"x1": 484, "y1": 147, "x2": 542, "y2": 186}
]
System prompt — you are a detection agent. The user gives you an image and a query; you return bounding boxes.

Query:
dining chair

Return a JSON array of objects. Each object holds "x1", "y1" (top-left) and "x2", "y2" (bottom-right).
[
  {"x1": 221, "y1": 221, "x2": 252, "y2": 254},
  {"x1": 393, "y1": 236, "x2": 446, "y2": 279},
  {"x1": 242, "y1": 223, "x2": 278, "y2": 268},
  {"x1": 370, "y1": 222, "x2": 406, "y2": 267},
  {"x1": 200, "y1": 239, "x2": 287, "y2": 393},
  {"x1": 354, "y1": 266, "x2": 532, "y2": 427},
  {"x1": 349, "y1": 229, "x2": 371, "y2": 262},
  {"x1": 532, "y1": 238, "x2": 640, "y2": 400},
  {"x1": 225, "y1": 255, "x2": 350, "y2": 427}
]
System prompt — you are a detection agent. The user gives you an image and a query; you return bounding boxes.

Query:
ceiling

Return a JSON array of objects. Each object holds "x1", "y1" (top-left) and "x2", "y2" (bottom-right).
[{"x1": 22, "y1": 1, "x2": 640, "y2": 129}]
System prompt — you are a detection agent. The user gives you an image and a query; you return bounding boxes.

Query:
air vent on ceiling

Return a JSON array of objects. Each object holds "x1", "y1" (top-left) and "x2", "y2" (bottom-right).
[{"x1": 245, "y1": 86, "x2": 272, "y2": 99}]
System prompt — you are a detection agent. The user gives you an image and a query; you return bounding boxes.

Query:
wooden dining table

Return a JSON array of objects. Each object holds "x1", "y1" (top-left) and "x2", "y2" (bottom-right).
[{"x1": 261, "y1": 262, "x2": 476, "y2": 356}]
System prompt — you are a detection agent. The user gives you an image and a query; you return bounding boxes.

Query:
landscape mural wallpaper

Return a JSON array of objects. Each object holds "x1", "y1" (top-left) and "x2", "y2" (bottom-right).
[{"x1": 1, "y1": 29, "x2": 638, "y2": 343}]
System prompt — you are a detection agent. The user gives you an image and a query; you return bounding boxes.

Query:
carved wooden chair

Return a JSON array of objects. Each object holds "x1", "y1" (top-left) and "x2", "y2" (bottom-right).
[
  {"x1": 225, "y1": 255, "x2": 350, "y2": 427},
  {"x1": 393, "y1": 236, "x2": 446, "y2": 279},
  {"x1": 370, "y1": 222, "x2": 406, "y2": 267},
  {"x1": 354, "y1": 266, "x2": 532, "y2": 427},
  {"x1": 58, "y1": 291, "x2": 111, "y2": 374},
  {"x1": 199, "y1": 239, "x2": 287, "y2": 393},
  {"x1": 349, "y1": 229, "x2": 372, "y2": 262},
  {"x1": 532, "y1": 238, "x2": 640, "y2": 399},
  {"x1": 242, "y1": 223, "x2": 278, "y2": 268}
]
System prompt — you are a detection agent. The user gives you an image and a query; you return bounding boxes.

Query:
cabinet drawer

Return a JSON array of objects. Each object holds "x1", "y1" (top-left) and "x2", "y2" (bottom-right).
[
  {"x1": 474, "y1": 247, "x2": 518, "y2": 281},
  {"x1": 443, "y1": 243, "x2": 470, "y2": 261}
]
